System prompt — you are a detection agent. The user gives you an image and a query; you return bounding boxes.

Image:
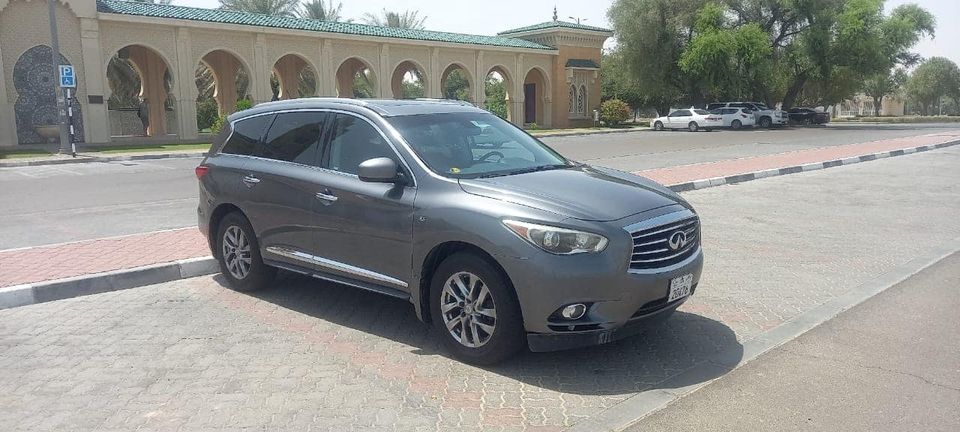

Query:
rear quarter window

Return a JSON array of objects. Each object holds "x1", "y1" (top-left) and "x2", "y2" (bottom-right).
[{"x1": 220, "y1": 114, "x2": 274, "y2": 156}]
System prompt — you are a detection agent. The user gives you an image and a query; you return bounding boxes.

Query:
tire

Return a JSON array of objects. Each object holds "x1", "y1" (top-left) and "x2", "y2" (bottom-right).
[
  {"x1": 759, "y1": 117, "x2": 772, "y2": 128},
  {"x1": 688, "y1": 122, "x2": 699, "y2": 132},
  {"x1": 216, "y1": 212, "x2": 276, "y2": 292},
  {"x1": 653, "y1": 121, "x2": 664, "y2": 131},
  {"x1": 731, "y1": 120, "x2": 742, "y2": 130},
  {"x1": 430, "y1": 252, "x2": 525, "y2": 365},
  {"x1": 803, "y1": 118, "x2": 812, "y2": 126}
]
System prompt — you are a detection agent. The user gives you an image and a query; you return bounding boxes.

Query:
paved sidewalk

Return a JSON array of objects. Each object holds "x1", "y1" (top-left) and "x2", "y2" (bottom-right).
[
  {"x1": 1, "y1": 146, "x2": 957, "y2": 431},
  {"x1": 1, "y1": 132, "x2": 957, "y2": 291}
]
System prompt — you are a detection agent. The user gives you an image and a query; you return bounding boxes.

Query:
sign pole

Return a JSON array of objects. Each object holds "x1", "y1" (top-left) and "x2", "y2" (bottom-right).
[{"x1": 48, "y1": 0, "x2": 70, "y2": 155}]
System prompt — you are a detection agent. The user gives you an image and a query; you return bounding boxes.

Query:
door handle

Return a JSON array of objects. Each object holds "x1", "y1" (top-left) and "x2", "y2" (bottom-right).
[
  {"x1": 242, "y1": 175, "x2": 260, "y2": 186},
  {"x1": 315, "y1": 191, "x2": 338, "y2": 203}
]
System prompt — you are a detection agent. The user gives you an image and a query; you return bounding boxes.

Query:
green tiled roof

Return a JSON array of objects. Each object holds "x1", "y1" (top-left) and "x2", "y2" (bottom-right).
[
  {"x1": 565, "y1": 59, "x2": 600, "y2": 68},
  {"x1": 498, "y1": 20, "x2": 612, "y2": 36},
  {"x1": 96, "y1": 0, "x2": 555, "y2": 51}
]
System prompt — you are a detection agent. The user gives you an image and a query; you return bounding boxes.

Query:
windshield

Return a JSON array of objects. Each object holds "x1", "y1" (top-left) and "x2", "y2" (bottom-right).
[{"x1": 388, "y1": 112, "x2": 571, "y2": 178}]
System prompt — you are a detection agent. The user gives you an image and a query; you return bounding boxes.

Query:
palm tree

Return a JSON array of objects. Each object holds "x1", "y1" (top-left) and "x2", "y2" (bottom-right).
[
  {"x1": 219, "y1": 0, "x2": 300, "y2": 17},
  {"x1": 362, "y1": 9, "x2": 427, "y2": 29},
  {"x1": 299, "y1": 0, "x2": 349, "y2": 22}
]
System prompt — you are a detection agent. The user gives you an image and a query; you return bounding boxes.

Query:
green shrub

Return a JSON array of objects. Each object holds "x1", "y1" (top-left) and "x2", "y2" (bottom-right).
[
  {"x1": 235, "y1": 99, "x2": 253, "y2": 112},
  {"x1": 196, "y1": 98, "x2": 219, "y2": 131},
  {"x1": 527, "y1": 122, "x2": 539, "y2": 130},
  {"x1": 210, "y1": 114, "x2": 227, "y2": 134},
  {"x1": 600, "y1": 99, "x2": 631, "y2": 126}
]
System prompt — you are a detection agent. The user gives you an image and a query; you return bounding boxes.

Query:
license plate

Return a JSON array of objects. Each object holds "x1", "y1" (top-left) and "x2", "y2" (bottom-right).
[{"x1": 668, "y1": 274, "x2": 693, "y2": 302}]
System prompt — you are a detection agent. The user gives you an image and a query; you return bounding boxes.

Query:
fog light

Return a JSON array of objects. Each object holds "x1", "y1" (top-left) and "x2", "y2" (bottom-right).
[{"x1": 560, "y1": 303, "x2": 587, "y2": 320}]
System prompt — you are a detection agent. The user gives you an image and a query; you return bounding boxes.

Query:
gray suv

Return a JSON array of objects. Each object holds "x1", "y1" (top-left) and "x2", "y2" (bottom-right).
[{"x1": 197, "y1": 98, "x2": 703, "y2": 364}]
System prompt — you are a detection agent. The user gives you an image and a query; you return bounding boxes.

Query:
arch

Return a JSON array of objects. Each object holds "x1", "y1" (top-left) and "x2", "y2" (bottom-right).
[
  {"x1": 105, "y1": 44, "x2": 178, "y2": 137},
  {"x1": 484, "y1": 65, "x2": 514, "y2": 121},
  {"x1": 391, "y1": 59, "x2": 427, "y2": 99},
  {"x1": 196, "y1": 49, "x2": 251, "y2": 131},
  {"x1": 440, "y1": 63, "x2": 473, "y2": 102},
  {"x1": 522, "y1": 66, "x2": 550, "y2": 126},
  {"x1": 335, "y1": 57, "x2": 377, "y2": 98},
  {"x1": 578, "y1": 84, "x2": 588, "y2": 117},
  {"x1": 271, "y1": 53, "x2": 318, "y2": 100},
  {"x1": 12, "y1": 45, "x2": 84, "y2": 144}
]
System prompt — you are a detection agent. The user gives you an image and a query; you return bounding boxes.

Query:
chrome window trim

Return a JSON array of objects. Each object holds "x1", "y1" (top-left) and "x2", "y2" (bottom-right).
[{"x1": 265, "y1": 246, "x2": 408, "y2": 289}]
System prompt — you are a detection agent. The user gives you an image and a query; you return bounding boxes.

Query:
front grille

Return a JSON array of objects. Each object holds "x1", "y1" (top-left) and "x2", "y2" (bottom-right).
[{"x1": 629, "y1": 216, "x2": 700, "y2": 270}]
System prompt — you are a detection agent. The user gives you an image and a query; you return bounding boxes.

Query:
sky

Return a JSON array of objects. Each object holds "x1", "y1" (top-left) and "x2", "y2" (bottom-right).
[{"x1": 178, "y1": 0, "x2": 958, "y2": 66}]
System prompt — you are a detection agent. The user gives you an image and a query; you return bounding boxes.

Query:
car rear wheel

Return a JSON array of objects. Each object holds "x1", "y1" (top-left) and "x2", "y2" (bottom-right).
[
  {"x1": 431, "y1": 252, "x2": 525, "y2": 365},
  {"x1": 688, "y1": 122, "x2": 699, "y2": 132},
  {"x1": 731, "y1": 119, "x2": 742, "y2": 130},
  {"x1": 654, "y1": 121, "x2": 664, "y2": 131},
  {"x1": 216, "y1": 212, "x2": 276, "y2": 292}
]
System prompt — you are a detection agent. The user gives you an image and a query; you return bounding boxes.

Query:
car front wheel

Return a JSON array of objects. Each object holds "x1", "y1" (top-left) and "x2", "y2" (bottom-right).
[
  {"x1": 688, "y1": 122, "x2": 699, "y2": 132},
  {"x1": 216, "y1": 212, "x2": 276, "y2": 292},
  {"x1": 653, "y1": 121, "x2": 664, "y2": 131},
  {"x1": 431, "y1": 252, "x2": 525, "y2": 365},
  {"x1": 759, "y1": 117, "x2": 772, "y2": 128}
]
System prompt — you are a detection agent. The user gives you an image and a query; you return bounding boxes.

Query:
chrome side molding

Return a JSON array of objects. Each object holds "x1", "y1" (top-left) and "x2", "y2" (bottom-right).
[{"x1": 265, "y1": 246, "x2": 408, "y2": 288}]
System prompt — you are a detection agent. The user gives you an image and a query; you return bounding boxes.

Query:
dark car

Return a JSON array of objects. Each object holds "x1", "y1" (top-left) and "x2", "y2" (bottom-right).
[
  {"x1": 787, "y1": 107, "x2": 830, "y2": 125},
  {"x1": 196, "y1": 98, "x2": 703, "y2": 364}
]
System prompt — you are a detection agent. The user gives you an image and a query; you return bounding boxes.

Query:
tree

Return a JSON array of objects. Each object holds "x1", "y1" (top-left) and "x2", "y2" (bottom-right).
[
  {"x1": 600, "y1": 51, "x2": 643, "y2": 110},
  {"x1": 219, "y1": 0, "x2": 300, "y2": 17},
  {"x1": 600, "y1": 99, "x2": 632, "y2": 125},
  {"x1": 299, "y1": 0, "x2": 349, "y2": 21},
  {"x1": 484, "y1": 77, "x2": 508, "y2": 119},
  {"x1": 862, "y1": 68, "x2": 907, "y2": 115},
  {"x1": 905, "y1": 57, "x2": 960, "y2": 115},
  {"x1": 443, "y1": 70, "x2": 471, "y2": 101},
  {"x1": 362, "y1": 9, "x2": 427, "y2": 29}
]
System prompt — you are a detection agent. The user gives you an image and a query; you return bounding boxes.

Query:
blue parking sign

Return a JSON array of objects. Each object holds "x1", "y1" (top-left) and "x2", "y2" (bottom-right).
[{"x1": 59, "y1": 65, "x2": 76, "y2": 88}]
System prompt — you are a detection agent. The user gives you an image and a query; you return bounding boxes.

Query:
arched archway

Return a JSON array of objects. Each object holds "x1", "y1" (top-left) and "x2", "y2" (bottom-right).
[
  {"x1": 335, "y1": 57, "x2": 376, "y2": 98},
  {"x1": 440, "y1": 63, "x2": 472, "y2": 102},
  {"x1": 106, "y1": 44, "x2": 176, "y2": 137},
  {"x1": 12, "y1": 45, "x2": 84, "y2": 144},
  {"x1": 522, "y1": 67, "x2": 550, "y2": 127},
  {"x1": 391, "y1": 60, "x2": 426, "y2": 99},
  {"x1": 484, "y1": 66, "x2": 513, "y2": 121},
  {"x1": 196, "y1": 49, "x2": 250, "y2": 131},
  {"x1": 271, "y1": 54, "x2": 317, "y2": 100}
]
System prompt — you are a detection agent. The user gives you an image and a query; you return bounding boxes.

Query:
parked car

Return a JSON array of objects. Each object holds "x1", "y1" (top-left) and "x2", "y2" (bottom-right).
[
  {"x1": 197, "y1": 98, "x2": 703, "y2": 365},
  {"x1": 708, "y1": 107, "x2": 756, "y2": 130},
  {"x1": 787, "y1": 107, "x2": 830, "y2": 125},
  {"x1": 651, "y1": 109, "x2": 723, "y2": 132},
  {"x1": 707, "y1": 102, "x2": 787, "y2": 128}
]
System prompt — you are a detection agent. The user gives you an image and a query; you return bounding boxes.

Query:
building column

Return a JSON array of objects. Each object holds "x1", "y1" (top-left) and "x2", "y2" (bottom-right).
[
  {"x1": 474, "y1": 51, "x2": 485, "y2": 106},
  {"x1": 79, "y1": 18, "x2": 109, "y2": 143},
  {"x1": 428, "y1": 47, "x2": 441, "y2": 98},
  {"x1": 318, "y1": 40, "x2": 334, "y2": 96},
  {"x1": 378, "y1": 44, "x2": 390, "y2": 98},
  {"x1": 274, "y1": 55, "x2": 305, "y2": 99},
  {"x1": 251, "y1": 34, "x2": 271, "y2": 104},
  {"x1": 512, "y1": 54, "x2": 524, "y2": 126},
  {"x1": 0, "y1": 36, "x2": 17, "y2": 147},
  {"x1": 128, "y1": 46, "x2": 168, "y2": 136},
  {"x1": 175, "y1": 27, "x2": 198, "y2": 140}
]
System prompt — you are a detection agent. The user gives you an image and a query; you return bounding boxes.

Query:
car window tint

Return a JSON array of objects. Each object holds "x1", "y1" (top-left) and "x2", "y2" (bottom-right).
[
  {"x1": 262, "y1": 112, "x2": 325, "y2": 165},
  {"x1": 667, "y1": 111, "x2": 681, "y2": 117},
  {"x1": 324, "y1": 114, "x2": 396, "y2": 175},
  {"x1": 676, "y1": 110, "x2": 691, "y2": 116},
  {"x1": 730, "y1": 103, "x2": 745, "y2": 108},
  {"x1": 221, "y1": 115, "x2": 273, "y2": 156},
  {"x1": 707, "y1": 103, "x2": 723, "y2": 110},
  {"x1": 693, "y1": 109, "x2": 710, "y2": 115}
]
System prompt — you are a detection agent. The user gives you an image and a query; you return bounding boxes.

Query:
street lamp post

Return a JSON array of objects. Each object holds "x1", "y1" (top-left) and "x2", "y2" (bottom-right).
[{"x1": 47, "y1": 0, "x2": 70, "y2": 154}]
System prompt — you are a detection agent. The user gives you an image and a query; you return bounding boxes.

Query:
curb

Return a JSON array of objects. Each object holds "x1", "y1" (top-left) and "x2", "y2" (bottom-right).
[
  {"x1": 665, "y1": 140, "x2": 960, "y2": 193},
  {"x1": 569, "y1": 238, "x2": 960, "y2": 432},
  {"x1": 0, "y1": 256, "x2": 217, "y2": 310},
  {"x1": 0, "y1": 151, "x2": 206, "y2": 168}
]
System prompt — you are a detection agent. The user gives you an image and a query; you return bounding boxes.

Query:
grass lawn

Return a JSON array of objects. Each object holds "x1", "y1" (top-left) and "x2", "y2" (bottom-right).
[{"x1": 0, "y1": 149, "x2": 54, "y2": 159}]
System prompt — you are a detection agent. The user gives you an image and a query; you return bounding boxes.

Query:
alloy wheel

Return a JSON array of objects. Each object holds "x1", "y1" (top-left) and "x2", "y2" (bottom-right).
[
  {"x1": 222, "y1": 225, "x2": 252, "y2": 280},
  {"x1": 440, "y1": 271, "x2": 498, "y2": 348}
]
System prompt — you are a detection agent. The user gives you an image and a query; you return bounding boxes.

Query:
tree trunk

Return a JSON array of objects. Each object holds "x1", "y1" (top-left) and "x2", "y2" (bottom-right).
[
  {"x1": 782, "y1": 73, "x2": 808, "y2": 109},
  {"x1": 873, "y1": 95, "x2": 883, "y2": 116}
]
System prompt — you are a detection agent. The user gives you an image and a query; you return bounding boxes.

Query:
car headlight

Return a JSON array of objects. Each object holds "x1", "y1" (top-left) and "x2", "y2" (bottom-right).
[{"x1": 503, "y1": 220, "x2": 608, "y2": 255}]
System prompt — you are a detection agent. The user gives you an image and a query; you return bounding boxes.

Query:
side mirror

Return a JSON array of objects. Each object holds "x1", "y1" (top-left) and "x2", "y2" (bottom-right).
[{"x1": 357, "y1": 157, "x2": 402, "y2": 183}]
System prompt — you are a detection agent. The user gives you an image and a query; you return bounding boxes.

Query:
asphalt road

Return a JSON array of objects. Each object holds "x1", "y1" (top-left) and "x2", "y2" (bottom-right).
[
  {"x1": 627, "y1": 251, "x2": 960, "y2": 432},
  {"x1": 0, "y1": 123, "x2": 956, "y2": 249}
]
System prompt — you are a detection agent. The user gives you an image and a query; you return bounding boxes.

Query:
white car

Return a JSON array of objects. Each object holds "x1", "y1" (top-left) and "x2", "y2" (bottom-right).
[
  {"x1": 651, "y1": 109, "x2": 723, "y2": 132},
  {"x1": 708, "y1": 107, "x2": 756, "y2": 130}
]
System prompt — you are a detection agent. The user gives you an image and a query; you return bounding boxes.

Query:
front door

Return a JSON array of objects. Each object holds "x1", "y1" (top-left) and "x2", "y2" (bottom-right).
[
  {"x1": 524, "y1": 83, "x2": 536, "y2": 124},
  {"x1": 312, "y1": 112, "x2": 416, "y2": 292}
]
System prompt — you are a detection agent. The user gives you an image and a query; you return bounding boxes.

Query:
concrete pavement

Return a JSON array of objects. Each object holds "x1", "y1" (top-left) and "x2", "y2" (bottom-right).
[
  {"x1": 1, "y1": 144, "x2": 957, "y2": 431},
  {"x1": 627, "y1": 252, "x2": 960, "y2": 432}
]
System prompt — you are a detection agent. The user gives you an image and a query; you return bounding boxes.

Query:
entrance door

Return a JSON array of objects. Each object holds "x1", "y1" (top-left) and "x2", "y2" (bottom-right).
[{"x1": 524, "y1": 83, "x2": 536, "y2": 124}]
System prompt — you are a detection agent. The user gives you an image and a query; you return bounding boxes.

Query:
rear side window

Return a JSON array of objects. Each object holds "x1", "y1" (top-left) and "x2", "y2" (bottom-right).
[
  {"x1": 220, "y1": 115, "x2": 273, "y2": 156},
  {"x1": 707, "y1": 103, "x2": 724, "y2": 110},
  {"x1": 323, "y1": 114, "x2": 396, "y2": 175},
  {"x1": 261, "y1": 112, "x2": 326, "y2": 166}
]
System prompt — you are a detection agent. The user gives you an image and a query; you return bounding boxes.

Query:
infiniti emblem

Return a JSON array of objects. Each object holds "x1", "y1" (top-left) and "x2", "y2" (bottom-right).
[{"x1": 667, "y1": 231, "x2": 688, "y2": 251}]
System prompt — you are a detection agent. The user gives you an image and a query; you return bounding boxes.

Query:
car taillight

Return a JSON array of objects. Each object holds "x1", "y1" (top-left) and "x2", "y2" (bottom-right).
[{"x1": 195, "y1": 165, "x2": 209, "y2": 179}]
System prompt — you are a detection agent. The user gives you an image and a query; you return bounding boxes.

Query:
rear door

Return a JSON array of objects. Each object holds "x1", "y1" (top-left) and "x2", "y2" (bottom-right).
[
  {"x1": 310, "y1": 112, "x2": 417, "y2": 292},
  {"x1": 238, "y1": 110, "x2": 329, "y2": 268}
]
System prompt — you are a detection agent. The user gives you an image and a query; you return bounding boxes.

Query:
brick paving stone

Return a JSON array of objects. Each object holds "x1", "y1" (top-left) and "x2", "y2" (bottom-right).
[{"x1": 0, "y1": 142, "x2": 958, "y2": 431}]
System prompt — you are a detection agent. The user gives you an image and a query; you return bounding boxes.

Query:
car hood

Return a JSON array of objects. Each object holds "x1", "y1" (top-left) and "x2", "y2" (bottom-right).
[{"x1": 458, "y1": 165, "x2": 688, "y2": 221}]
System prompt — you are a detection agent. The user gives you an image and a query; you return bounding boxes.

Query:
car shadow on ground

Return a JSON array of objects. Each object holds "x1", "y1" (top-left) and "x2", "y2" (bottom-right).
[{"x1": 214, "y1": 271, "x2": 742, "y2": 397}]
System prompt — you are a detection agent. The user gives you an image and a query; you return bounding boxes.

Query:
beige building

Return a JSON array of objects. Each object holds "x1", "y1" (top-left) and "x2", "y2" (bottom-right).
[{"x1": 0, "y1": 0, "x2": 611, "y2": 147}]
